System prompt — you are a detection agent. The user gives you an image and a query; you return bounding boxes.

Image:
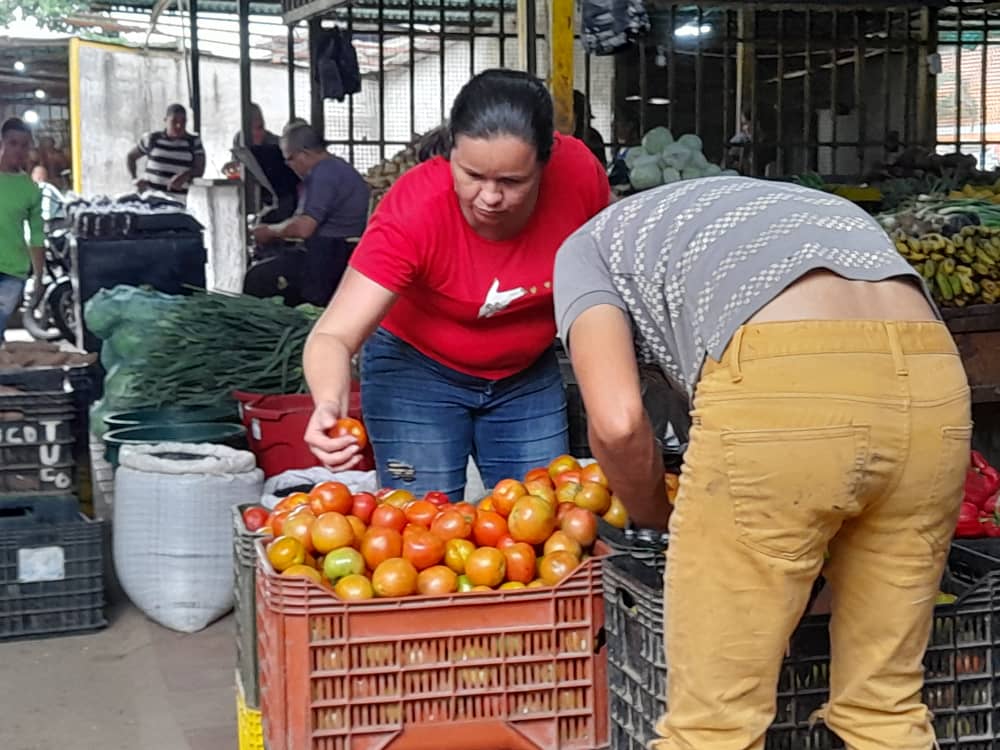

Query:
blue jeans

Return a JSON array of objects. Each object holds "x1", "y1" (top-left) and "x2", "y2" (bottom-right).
[
  {"x1": 360, "y1": 327, "x2": 569, "y2": 500},
  {"x1": 0, "y1": 273, "x2": 25, "y2": 340}
]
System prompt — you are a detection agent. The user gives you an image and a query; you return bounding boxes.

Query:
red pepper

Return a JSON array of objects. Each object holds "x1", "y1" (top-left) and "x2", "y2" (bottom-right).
[
  {"x1": 972, "y1": 451, "x2": 990, "y2": 472},
  {"x1": 965, "y1": 468, "x2": 998, "y2": 508},
  {"x1": 956, "y1": 502, "x2": 986, "y2": 538},
  {"x1": 984, "y1": 495, "x2": 999, "y2": 516},
  {"x1": 986, "y1": 522, "x2": 1000, "y2": 538}
]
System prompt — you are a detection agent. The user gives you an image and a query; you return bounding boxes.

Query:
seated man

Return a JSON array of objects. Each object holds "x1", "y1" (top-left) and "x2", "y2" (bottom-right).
[{"x1": 250, "y1": 124, "x2": 369, "y2": 307}]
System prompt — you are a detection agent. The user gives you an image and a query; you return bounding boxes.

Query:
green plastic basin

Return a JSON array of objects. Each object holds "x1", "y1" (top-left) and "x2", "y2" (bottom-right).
[
  {"x1": 103, "y1": 422, "x2": 249, "y2": 468},
  {"x1": 104, "y1": 405, "x2": 238, "y2": 431}
]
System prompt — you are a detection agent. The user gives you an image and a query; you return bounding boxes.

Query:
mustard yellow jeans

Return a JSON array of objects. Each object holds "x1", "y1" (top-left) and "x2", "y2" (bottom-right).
[{"x1": 654, "y1": 321, "x2": 971, "y2": 750}]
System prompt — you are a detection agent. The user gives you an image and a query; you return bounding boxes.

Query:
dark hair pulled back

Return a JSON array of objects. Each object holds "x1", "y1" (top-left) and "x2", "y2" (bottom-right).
[{"x1": 449, "y1": 69, "x2": 554, "y2": 163}]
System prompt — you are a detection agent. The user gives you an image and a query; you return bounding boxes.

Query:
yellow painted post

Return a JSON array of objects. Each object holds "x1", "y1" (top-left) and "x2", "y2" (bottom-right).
[
  {"x1": 548, "y1": 0, "x2": 574, "y2": 134},
  {"x1": 68, "y1": 37, "x2": 83, "y2": 195}
]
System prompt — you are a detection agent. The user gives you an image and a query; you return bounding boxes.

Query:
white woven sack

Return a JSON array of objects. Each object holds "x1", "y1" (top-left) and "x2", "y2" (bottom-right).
[{"x1": 113, "y1": 442, "x2": 264, "y2": 633}]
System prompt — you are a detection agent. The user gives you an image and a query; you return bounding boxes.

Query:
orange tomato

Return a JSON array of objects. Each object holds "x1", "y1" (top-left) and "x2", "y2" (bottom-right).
[
  {"x1": 603, "y1": 495, "x2": 629, "y2": 529},
  {"x1": 452, "y1": 502, "x2": 478, "y2": 524},
  {"x1": 580, "y1": 462, "x2": 609, "y2": 488},
  {"x1": 574, "y1": 482, "x2": 612, "y2": 514},
  {"x1": 405, "y1": 500, "x2": 439, "y2": 529},
  {"x1": 311, "y1": 512, "x2": 355, "y2": 554},
  {"x1": 334, "y1": 573, "x2": 375, "y2": 601},
  {"x1": 381, "y1": 490, "x2": 415, "y2": 509},
  {"x1": 491, "y1": 479, "x2": 527, "y2": 517},
  {"x1": 495, "y1": 534, "x2": 517, "y2": 550},
  {"x1": 523, "y1": 467, "x2": 552, "y2": 487},
  {"x1": 555, "y1": 482, "x2": 582, "y2": 505},
  {"x1": 370, "y1": 504, "x2": 408, "y2": 534},
  {"x1": 430, "y1": 510, "x2": 472, "y2": 542},
  {"x1": 500, "y1": 581, "x2": 526, "y2": 590},
  {"x1": 547, "y1": 455, "x2": 580, "y2": 481},
  {"x1": 326, "y1": 417, "x2": 368, "y2": 450},
  {"x1": 502, "y1": 542, "x2": 537, "y2": 584},
  {"x1": 472, "y1": 510, "x2": 509, "y2": 548},
  {"x1": 479, "y1": 497, "x2": 495, "y2": 513},
  {"x1": 372, "y1": 557, "x2": 418, "y2": 597},
  {"x1": 361, "y1": 527, "x2": 403, "y2": 570},
  {"x1": 275, "y1": 491, "x2": 310, "y2": 513},
  {"x1": 508, "y1": 496, "x2": 556, "y2": 545},
  {"x1": 560, "y1": 507, "x2": 598, "y2": 547},
  {"x1": 538, "y1": 550, "x2": 579, "y2": 586},
  {"x1": 543, "y1": 530, "x2": 582, "y2": 559},
  {"x1": 527, "y1": 579, "x2": 546, "y2": 589},
  {"x1": 524, "y1": 479, "x2": 556, "y2": 505},
  {"x1": 444, "y1": 538, "x2": 476, "y2": 574},
  {"x1": 465, "y1": 547, "x2": 506, "y2": 588},
  {"x1": 417, "y1": 565, "x2": 458, "y2": 595},
  {"x1": 308, "y1": 481, "x2": 353, "y2": 515},
  {"x1": 402, "y1": 529, "x2": 446, "y2": 570},
  {"x1": 346, "y1": 515, "x2": 367, "y2": 545},
  {"x1": 283, "y1": 510, "x2": 317, "y2": 553},
  {"x1": 268, "y1": 509, "x2": 291, "y2": 537},
  {"x1": 267, "y1": 536, "x2": 306, "y2": 572},
  {"x1": 282, "y1": 563, "x2": 323, "y2": 583},
  {"x1": 554, "y1": 469, "x2": 582, "y2": 487}
]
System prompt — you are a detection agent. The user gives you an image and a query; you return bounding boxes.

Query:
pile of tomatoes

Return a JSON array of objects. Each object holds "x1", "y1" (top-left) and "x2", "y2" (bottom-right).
[{"x1": 243, "y1": 455, "x2": 633, "y2": 601}]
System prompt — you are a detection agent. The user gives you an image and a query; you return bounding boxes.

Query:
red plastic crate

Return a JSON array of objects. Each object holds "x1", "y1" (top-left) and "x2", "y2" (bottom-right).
[
  {"x1": 255, "y1": 539, "x2": 610, "y2": 750},
  {"x1": 233, "y1": 385, "x2": 374, "y2": 477}
]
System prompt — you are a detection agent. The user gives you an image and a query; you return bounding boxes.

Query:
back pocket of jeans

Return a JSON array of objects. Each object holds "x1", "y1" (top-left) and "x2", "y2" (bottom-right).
[
  {"x1": 721, "y1": 425, "x2": 871, "y2": 560},
  {"x1": 921, "y1": 425, "x2": 973, "y2": 554}
]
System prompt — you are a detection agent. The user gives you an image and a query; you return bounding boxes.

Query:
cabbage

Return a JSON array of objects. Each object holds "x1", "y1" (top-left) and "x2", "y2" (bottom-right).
[
  {"x1": 661, "y1": 142, "x2": 692, "y2": 170},
  {"x1": 721, "y1": 169, "x2": 740, "y2": 176},
  {"x1": 681, "y1": 168, "x2": 704, "y2": 181},
  {"x1": 678, "y1": 134, "x2": 703, "y2": 152},
  {"x1": 703, "y1": 163, "x2": 723, "y2": 177},
  {"x1": 689, "y1": 151, "x2": 709, "y2": 171},
  {"x1": 642, "y1": 127, "x2": 674, "y2": 155},
  {"x1": 624, "y1": 148, "x2": 644, "y2": 170},
  {"x1": 662, "y1": 167, "x2": 682, "y2": 184},
  {"x1": 630, "y1": 163, "x2": 664, "y2": 191}
]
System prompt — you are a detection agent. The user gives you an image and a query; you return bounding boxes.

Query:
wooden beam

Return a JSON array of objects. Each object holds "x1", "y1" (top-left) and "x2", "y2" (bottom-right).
[
  {"x1": 516, "y1": 0, "x2": 537, "y2": 74},
  {"x1": 916, "y1": 5, "x2": 938, "y2": 148},
  {"x1": 735, "y1": 7, "x2": 755, "y2": 138},
  {"x1": 548, "y1": 0, "x2": 573, "y2": 134}
]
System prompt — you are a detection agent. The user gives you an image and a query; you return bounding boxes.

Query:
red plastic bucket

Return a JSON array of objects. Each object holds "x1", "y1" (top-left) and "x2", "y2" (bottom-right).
[{"x1": 233, "y1": 384, "x2": 374, "y2": 477}]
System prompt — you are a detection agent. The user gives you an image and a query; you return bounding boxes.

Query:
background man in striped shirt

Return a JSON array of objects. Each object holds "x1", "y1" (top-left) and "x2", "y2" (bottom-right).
[{"x1": 126, "y1": 103, "x2": 206, "y2": 197}]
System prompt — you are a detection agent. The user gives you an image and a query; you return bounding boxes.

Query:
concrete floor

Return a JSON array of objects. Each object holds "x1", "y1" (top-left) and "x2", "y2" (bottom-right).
[{"x1": 0, "y1": 589, "x2": 238, "y2": 750}]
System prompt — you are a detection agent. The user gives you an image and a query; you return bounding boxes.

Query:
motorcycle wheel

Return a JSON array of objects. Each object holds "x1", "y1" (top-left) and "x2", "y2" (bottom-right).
[
  {"x1": 49, "y1": 281, "x2": 78, "y2": 344},
  {"x1": 19, "y1": 290, "x2": 61, "y2": 342}
]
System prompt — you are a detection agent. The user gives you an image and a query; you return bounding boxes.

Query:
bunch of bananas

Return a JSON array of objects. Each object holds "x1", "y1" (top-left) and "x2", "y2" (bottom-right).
[{"x1": 894, "y1": 225, "x2": 1000, "y2": 306}]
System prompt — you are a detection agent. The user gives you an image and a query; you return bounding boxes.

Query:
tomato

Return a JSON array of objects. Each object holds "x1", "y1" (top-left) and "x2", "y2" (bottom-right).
[
  {"x1": 372, "y1": 557, "x2": 418, "y2": 597},
  {"x1": 539, "y1": 550, "x2": 579, "y2": 586},
  {"x1": 527, "y1": 579, "x2": 546, "y2": 589},
  {"x1": 491, "y1": 479, "x2": 527, "y2": 517},
  {"x1": 543, "y1": 530, "x2": 582, "y2": 559},
  {"x1": 523, "y1": 467, "x2": 551, "y2": 487},
  {"x1": 452, "y1": 502, "x2": 478, "y2": 524},
  {"x1": 465, "y1": 547, "x2": 506, "y2": 588},
  {"x1": 560, "y1": 507, "x2": 598, "y2": 547},
  {"x1": 507, "y1": 496, "x2": 556, "y2": 545},
  {"x1": 381, "y1": 489, "x2": 415, "y2": 509},
  {"x1": 479, "y1": 497, "x2": 496, "y2": 513},
  {"x1": 350, "y1": 492, "x2": 377, "y2": 524},
  {"x1": 417, "y1": 565, "x2": 458, "y2": 595},
  {"x1": 307, "y1": 481, "x2": 352, "y2": 516},
  {"x1": 361, "y1": 527, "x2": 403, "y2": 570},
  {"x1": 500, "y1": 581, "x2": 526, "y2": 590},
  {"x1": 524, "y1": 479, "x2": 556, "y2": 505},
  {"x1": 311, "y1": 512, "x2": 355, "y2": 554},
  {"x1": 323, "y1": 547, "x2": 365, "y2": 582},
  {"x1": 502, "y1": 542, "x2": 537, "y2": 584},
  {"x1": 603, "y1": 495, "x2": 629, "y2": 529},
  {"x1": 554, "y1": 470, "x2": 582, "y2": 487},
  {"x1": 283, "y1": 510, "x2": 317, "y2": 553},
  {"x1": 547, "y1": 455, "x2": 580, "y2": 481},
  {"x1": 580, "y1": 462, "x2": 609, "y2": 488},
  {"x1": 472, "y1": 511, "x2": 509, "y2": 548},
  {"x1": 555, "y1": 482, "x2": 582, "y2": 505},
  {"x1": 444, "y1": 538, "x2": 476, "y2": 574},
  {"x1": 371, "y1": 504, "x2": 407, "y2": 534},
  {"x1": 430, "y1": 510, "x2": 471, "y2": 542},
  {"x1": 346, "y1": 515, "x2": 367, "y2": 546},
  {"x1": 334, "y1": 573, "x2": 374, "y2": 601},
  {"x1": 275, "y1": 492, "x2": 310, "y2": 513},
  {"x1": 405, "y1": 500, "x2": 439, "y2": 528},
  {"x1": 555, "y1": 502, "x2": 576, "y2": 523},
  {"x1": 375, "y1": 488, "x2": 396, "y2": 501},
  {"x1": 267, "y1": 536, "x2": 306, "y2": 572},
  {"x1": 575, "y1": 482, "x2": 612, "y2": 514},
  {"x1": 402, "y1": 529, "x2": 446, "y2": 571},
  {"x1": 495, "y1": 534, "x2": 517, "y2": 550},
  {"x1": 472, "y1": 585, "x2": 494, "y2": 591},
  {"x1": 456, "y1": 574, "x2": 474, "y2": 592},
  {"x1": 267, "y1": 509, "x2": 290, "y2": 536},
  {"x1": 242, "y1": 506, "x2": 270, "y2": 532},
  {"x1": 326, "y1": 417, "x2": 368, "y2": 450},
  {"x1": 282, "y1": 563, "x2": 323, "y2": 583},
  {"x1": 423, "y1": 491, "x2": 451, "y2": 507}
]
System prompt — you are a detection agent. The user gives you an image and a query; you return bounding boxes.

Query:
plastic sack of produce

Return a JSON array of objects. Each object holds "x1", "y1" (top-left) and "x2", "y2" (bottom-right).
[
  {"x1": 260, "y1": 466, "x2": 377, "y2": 509},
  {"x1": 113, "y1": 442, "x2": 264, "y2": 633},
  {"x1": 83, "y1": 284, "x2": 179, "y2": 339}
]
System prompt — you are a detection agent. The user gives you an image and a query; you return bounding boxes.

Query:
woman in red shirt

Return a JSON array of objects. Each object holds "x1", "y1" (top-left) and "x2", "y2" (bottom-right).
[{"x1": 303, "y1": 69, "x2": 609, "y2": 499}]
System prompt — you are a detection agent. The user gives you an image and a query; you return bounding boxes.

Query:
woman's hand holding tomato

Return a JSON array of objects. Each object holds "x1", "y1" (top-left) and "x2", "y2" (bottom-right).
[{"x1": 305, "y1": 401, "x2": 364, "y2": 471}]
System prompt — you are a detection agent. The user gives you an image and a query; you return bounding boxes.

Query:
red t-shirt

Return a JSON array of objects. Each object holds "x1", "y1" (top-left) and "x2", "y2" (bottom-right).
[{"x1": 350, "y1": 133, "x2": 609, "y2": 380}]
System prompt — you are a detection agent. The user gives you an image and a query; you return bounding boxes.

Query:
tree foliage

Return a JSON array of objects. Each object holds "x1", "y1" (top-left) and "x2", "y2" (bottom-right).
[{"x1": 0, "y1": 0, "x2": 92, "y2": 32}]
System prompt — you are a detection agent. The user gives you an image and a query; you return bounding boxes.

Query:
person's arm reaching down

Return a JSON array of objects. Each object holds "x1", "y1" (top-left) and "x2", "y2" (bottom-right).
[
  {"x1": 253, "y1": 214, "x2": 318, "y2": 245},
  {"x1": 568, "y1": 304, "x2": 667, "y2": 529}
]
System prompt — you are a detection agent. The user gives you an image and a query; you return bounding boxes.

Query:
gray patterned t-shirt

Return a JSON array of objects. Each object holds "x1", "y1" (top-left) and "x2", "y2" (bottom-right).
[{"x1": 554, "y1": 176, "x2": 932, "y2": 396}]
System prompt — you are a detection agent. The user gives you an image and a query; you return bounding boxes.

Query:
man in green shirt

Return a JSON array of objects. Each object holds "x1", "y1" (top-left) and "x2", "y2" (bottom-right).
[{"x1": 0, "y1": 117, "x2": 44, "y2": 341}]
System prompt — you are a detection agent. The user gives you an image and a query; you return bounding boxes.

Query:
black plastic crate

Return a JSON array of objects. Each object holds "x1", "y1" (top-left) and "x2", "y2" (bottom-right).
[
  {"x1": 234, "y1": 503, "x2": 266, "y2": 709},
  {"x1": 0, "y1": 513, "x2": 106, "y2": 640},
  {"x1": 0, "y1": 495, "x2": 80, "y2": 526},
  {"x1": 603, "y1": 545, "x2": 1000, "y2": 750}
]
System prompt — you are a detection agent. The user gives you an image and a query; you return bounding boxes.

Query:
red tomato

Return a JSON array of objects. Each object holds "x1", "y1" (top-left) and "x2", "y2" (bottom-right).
[
  {"x1": 430, "y1": 509, "x2": 472, "y2": 542},
  {"x1": 495, "y1": 534, "x2": 517, "y2": 550},
  {"x1": 242, "y1": 506, "x2": 269, "y2": 532},
  {"x1": 452, "y1": 502, "x2": 478, "y2": 524},
  {"x1": 560, "y1": 507, "x2": 598, "y2": 547},
  {"x1": 554, "y1": 470, "x2": 582, "y2": 487},
  {"x1": 503, "y1": 542, "x2": 537, "y2": 584},
  {"x1": 350, "y1": 492, "x2": 377, "y2": 524},
  {"x1": 472, "y1": 510, "x2": 509, "y2": 548},
  {"x1": 491, "y1": 479, "x2": 527, "y2": 517},
  {"x1": 268, "y1": 509, "x2": 291, "y2": 536},
  {"x1": 361, "y1": 527, "x2": 403, "y2": 570},
  {"x1": 275, "y1": 492, "x2": 310, "y2": 513},
  {"x1": 308, "y1": 481, "x2": 353, "y2": 515},
  {"x1": 375, "y1": 488, "x2": 396, "y2": 501},
  {"x1": 523, "y1": 467, "x2": 552, "y2": 487},
  {"x1": 326, "y1": 417, "x2": 368, "y2": 450},
  {"x1": 371, "y1": 504, "x2": 407, "y2": 534},
  {"x1": 405, "y1": 500, "x2": 439, "y2": 528},
  {"x1": 423, "y1": 491, "x2": 451, "y2": 507},
  {"x1": 402, "y1": 529, "x2": 446, "y2": 571}
]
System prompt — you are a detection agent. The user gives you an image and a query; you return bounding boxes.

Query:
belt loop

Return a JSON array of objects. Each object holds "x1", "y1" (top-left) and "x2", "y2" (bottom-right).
[
  {"x1": 885, "y1": 322, "x2": 909, "y2": 376},
  {"x1": 728, "y1": 326, "x2": 745, "y2": 383}
]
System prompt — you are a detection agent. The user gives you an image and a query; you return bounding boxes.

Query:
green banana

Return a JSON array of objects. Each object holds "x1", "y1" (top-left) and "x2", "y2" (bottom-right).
[{"x1": 936, "y1": 271, "x2": 955, "y2": 300}]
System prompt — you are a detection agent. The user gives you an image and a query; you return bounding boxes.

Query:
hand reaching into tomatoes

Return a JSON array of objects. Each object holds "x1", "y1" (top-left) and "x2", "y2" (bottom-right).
[{"x1": 305, "y1": 401, "x2": 367, "y2": 471}]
